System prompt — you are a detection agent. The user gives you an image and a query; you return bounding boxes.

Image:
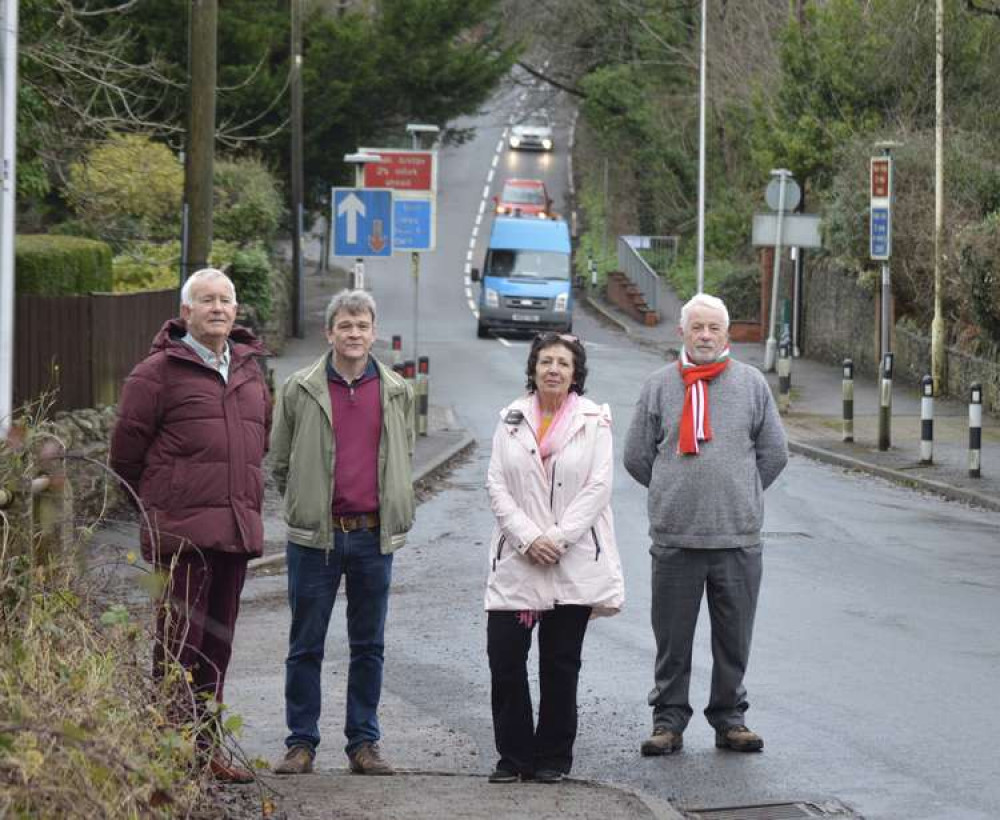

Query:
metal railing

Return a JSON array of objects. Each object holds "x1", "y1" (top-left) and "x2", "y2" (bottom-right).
[{"x1": 617, "y1": 236, "x2": 664, "y2": 312}]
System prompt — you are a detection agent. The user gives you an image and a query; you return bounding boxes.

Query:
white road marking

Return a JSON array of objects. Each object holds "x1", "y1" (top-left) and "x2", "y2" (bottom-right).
[
  {"x1": 468, "y1": 299, "x2": 478, "y2": 312},
  {"x1": 472, "y1": 225, "x2": 479, "y2": 239},
  {"x1": 475, "y1": 213, "x2": 482, "y2": 227},
  {"x1": 466, "y1": 249, "x2": 474, "y2": 261},
  {"x1": 465, "y1": 287, "x2": 473, "y2": 299},
  {"x1": 482, "y1": 185, "x2": 490, "y2": 199},
  {"x1": 497, "y1": 336, "x2": 512, "y2": 347},
  {"x1": 487, "y1": 168, "x2": 495, "y2": 184},
  {"x1": 496, "y1": 139, "x2": 505, "y2": 152},
  {"x1": 478, "y1": 200, "x2": 486, "y2": 215}
]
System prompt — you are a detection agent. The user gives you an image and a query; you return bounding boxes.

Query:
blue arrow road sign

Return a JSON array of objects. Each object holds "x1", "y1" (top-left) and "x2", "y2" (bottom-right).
[
  {"x1": 393, "y1": 198, "x2": 434, "y2": 252},
  {"x1": 332, "y1": 188, "x2": 393, "y2": 257},
  {"x1": 870, "y1": 206, "x2": 891, "y2": 260}
]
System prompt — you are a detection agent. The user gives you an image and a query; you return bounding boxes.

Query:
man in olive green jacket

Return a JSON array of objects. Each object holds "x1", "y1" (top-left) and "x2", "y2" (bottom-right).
[{"x1": 270, "y1": 289, "x2": 414, "y2": 777}]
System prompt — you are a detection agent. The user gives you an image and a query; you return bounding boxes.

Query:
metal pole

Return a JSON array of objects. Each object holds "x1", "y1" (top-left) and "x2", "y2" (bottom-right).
[
  {"x1": 290, "y1": 0, "x2": 305, "y2": 338},
  {"x1": 764, "y1": 170, "x2": 790, "y2": 371},
  {"x1": 878, "y1": 352, "x2": 893, "y2": 452},
  {"x1": 880, "y1": 261, "x2": 891, "y2": 366},
  {"x1": 0, "y1": 0, "x2": 19, "y2": 439},
  {"x1": 842, "y1": 359, "x2": 854, "y2": 443},
  {"x1": 920, "y1": 374, "x2": 934, "y2": 465},
  {"x1": 931, "y1": 0, "x2": 946, "y2": 395},
  {"x1": 791, "y1": 246, "x2": 802, "y2": 357},
  {"x1": 411, "y1": 251, "x2": 420, "y2": 365},
  {"x1": 968, "y1": 383, "x2": 982, "y2": 479},
  {"x1": 695, "y1": 0, "x2": 707, "y2": 294}
]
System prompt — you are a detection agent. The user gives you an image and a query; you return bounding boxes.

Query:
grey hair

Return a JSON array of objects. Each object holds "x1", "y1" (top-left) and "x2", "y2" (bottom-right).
[
  {"x1": 679, "y1": 292, "x2": 729, "y2": 330},
  {"x1": 325, "y1": 289, "x2": 377, "y2": 329},
  {"x1": 181, "y1": 267, "x2": 236, "y2": 307}
]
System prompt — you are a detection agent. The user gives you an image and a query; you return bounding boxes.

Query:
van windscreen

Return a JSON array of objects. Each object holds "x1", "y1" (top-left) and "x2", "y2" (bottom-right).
[{"x1": 487, "y1": 250, "x2": 569, "y2": 280}]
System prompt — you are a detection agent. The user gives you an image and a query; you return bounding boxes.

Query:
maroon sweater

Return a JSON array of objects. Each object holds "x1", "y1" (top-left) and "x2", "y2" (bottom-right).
[{"x1": 327, "y1": 357, "x2": 382, "y2": 514}]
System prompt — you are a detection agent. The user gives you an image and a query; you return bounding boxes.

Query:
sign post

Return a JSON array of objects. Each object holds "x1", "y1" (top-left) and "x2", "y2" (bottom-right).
[
  {"x1": 871, "y1": 144, "x2": 897, "y2": 451},
  {"x1": 0, "y1": 0, "x2": 19, "y2": 439},
  {"x1": 763, "y1": 169, "x2": 797, "y2": 371}
]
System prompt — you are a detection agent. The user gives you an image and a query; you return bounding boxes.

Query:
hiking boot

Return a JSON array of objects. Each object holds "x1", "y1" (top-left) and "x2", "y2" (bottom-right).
[
  {"x1": 488, "y1": 766, "x2": 519, "y2": 784},
  {"x1": 534, "y1": 769, "x2": 565, "y2": 783},
  {"x1": 274, "y1": 745, "x2": 315, "y2": 775},
  {"x1": 208, "y1": 753, "x2": 255, "y2": 783},
  {"x1": 640, "y1": 727, "x2": 684, "y2": 757},
  {"x1": 715, "y1": 725, "x2": 764, "y2": 752},
  {"x1": 348, "y1": 742, "x2": 394, "y2": 775}
]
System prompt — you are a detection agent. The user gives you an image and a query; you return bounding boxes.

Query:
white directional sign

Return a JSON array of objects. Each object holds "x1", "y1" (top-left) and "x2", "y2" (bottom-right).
[
  {"x1": 331, "y1": 188, "x2": 393, "y2": 257},
  {"x1": 752, "y1": 213, "x2": 822, "y2": 249}
]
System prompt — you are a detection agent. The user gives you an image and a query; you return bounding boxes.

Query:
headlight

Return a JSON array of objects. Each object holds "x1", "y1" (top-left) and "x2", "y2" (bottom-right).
[
  {"x1": 542, "y1": 139, "x2": 553, "y2": 150},
  {"x1": 495, "y1": 205, "x2": 507, "y2": 214},
  {"x1": 536, "y1": 212, "x2": 547, "y2": 219},
  {"x1": 554, "y1": 292, "x2": 568, "y2": 312},
  {"x1": 509, "y1": 136, "x2": 521, "y2": 148},
  {"x1": 486, "y1": 288, "x2": 499, "y2": 308}
]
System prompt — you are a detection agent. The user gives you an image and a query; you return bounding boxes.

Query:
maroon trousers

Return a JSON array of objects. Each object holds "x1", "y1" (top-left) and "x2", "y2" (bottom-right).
[{"x1": 153, "y1": 549, "x2": 248, "y2": 713}]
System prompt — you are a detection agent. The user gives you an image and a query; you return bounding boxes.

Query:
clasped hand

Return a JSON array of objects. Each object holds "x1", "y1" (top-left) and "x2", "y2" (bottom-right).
[{"x1": 526, "y1": 535, "x2": 564, "y2": 565}]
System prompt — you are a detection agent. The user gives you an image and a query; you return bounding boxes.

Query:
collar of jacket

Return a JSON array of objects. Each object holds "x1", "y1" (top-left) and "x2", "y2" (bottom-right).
[
  {"x1": 154, "y1": 317, "x2": 270, "y2": 373},
  {"x1": 499, "y1": 394, "x2": 604, "y2": 455},
  {"x1": 298, "y1": 350, "x2": 404, "y2": 425}
]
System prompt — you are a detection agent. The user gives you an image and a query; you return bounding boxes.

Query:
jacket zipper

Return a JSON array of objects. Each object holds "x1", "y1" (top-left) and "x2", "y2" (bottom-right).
[
  {"x1": 492, "y1": 534, "x2": 507, "y2": 571},
  {"x1": 549, "y1": 458, "x2": 557, "y2": 509},
  {"x1": 591, "y1": 527, "x2": 602, "y2": 561}
]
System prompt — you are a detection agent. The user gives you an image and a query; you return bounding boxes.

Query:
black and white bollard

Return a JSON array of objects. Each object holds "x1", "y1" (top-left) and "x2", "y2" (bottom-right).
[
  {"x1": 842, "y1": 359, "x2": 854, "y2": 443},
  {"x1": 919, "y1": 374, "x2": 934, "y2": 465},
  {"x1": 403, "y1": 359, "x2": 417, "y2": 439},
  {"x1": 878, "y1": 352, "x2": 893, "y2": 452},
  {"x1": 416, "y1": 356, "x2": 429, "y2": 437},
  {"x1": 969, "y1": 382, "x2": 982, "y2": 479},
  {"x1": 777, "y1": 343, "x2": 791, "y2": 414},
  {"x1": 391, "y1": 335, "x2": 403, "y2": 367}
]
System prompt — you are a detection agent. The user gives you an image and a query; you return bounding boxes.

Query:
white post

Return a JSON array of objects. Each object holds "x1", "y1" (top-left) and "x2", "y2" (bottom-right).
[
  {"x1": 695, "y1": 0, "x2": 707, "y2": 295},
  {"x1": 764, "y1": 169, "x2": 790, "y2": 371},
  {"x1": 0, "y1": 0, "x2": 19, "y2": 439}
]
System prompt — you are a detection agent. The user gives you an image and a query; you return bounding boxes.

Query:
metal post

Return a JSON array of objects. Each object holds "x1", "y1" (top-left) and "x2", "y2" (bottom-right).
[
  {"x1": 968, "y1": 382, "x2": 982, "y2": 479},
  {"x1": 920, "y1": 375, "x2": 934, "y2": 465},
  {"x1": 0, "y1": 0, "x2": 19, "y2": 440},
  {"x1": 290, "y1": 0, "x2": 304, "y2": 338},
  {"x1": 777, "y1": 343, "x2": 791, "y2": 415},
  {"x1": 764, "y1": 169, "x2": 791, "y2": 371},
  {"x1": 791, "y1": 246, "x2": 802, "y2": 357},
  {"x1": 411, "y1": 251, "x2": 420, "y2": 365},
  {"x1": 416, "y1": 356, "x2": 429, "y2": 437},
  {"x1": 842, "y1": 359, "x2": 854, "y2": 443},
  {"x1": 880, "y1": 261, "x2": 891, "y2": 366},
  {"x1": 391, "y1": 335, "x2": 402, "y2": 366},
  {"x1": 695, "y1": 0, "x2": 707, "y2": 294},
  {"x1": 878, "y1": 352, "x2": 893, "y2": 452}
]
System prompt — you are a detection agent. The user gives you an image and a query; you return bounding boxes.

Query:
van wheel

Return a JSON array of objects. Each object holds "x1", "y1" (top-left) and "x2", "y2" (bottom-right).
[{"x1": 477, "y1": 322, "x2": 490, "y2": 339}]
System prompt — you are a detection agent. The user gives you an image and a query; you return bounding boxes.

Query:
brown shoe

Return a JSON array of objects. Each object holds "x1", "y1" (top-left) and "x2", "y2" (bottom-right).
[
  {"x1": 274, "y1": 745, "x2": 315, "y2": 775},
  {"x1": 348, "y1": 742, "x2": 394, "y2": 775},
  {"x1": 715, "y1": 725, "x2": 764, "y2": 752},
  {"x1": 208, "y1": 753, "x2": 255, "y2": 783},
  {"x1": 640, "y1": 727, "x2": 684, "y2": 756}
]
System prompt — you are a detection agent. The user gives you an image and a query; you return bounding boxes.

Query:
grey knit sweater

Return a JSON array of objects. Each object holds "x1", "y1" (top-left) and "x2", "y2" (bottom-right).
[{"x1": 623, "y1": 358, "x2": 788, "y2": 549}]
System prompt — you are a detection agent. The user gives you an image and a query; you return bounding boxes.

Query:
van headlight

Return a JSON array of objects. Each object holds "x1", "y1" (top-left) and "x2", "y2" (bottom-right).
[
  {"x1": 486, "y1": 288, "x2": 499, "y2": 308},
  {"x1": 542, "y1": 138, "x2": 553, "y2": 150},
  {"x1": 509, "y1": 136, "x2": 521, "y2": 148},
  {"x1": 554, "y1": 292, "x2": 568, "y2": 312}
]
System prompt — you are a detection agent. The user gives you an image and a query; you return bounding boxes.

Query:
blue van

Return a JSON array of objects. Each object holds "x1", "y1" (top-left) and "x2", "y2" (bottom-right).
[{"x1": 471, "y1": 216, "x2": 573, "y2": 338}]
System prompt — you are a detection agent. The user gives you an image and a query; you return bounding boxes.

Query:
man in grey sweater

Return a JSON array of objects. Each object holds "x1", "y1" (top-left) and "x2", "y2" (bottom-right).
[{"x1": 624, "y1": 293, "x2": 787, "y2": 756}]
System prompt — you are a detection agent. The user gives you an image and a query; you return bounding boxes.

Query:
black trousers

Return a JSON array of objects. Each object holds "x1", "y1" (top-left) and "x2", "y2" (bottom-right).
[{"x1": 487, "y1": 605, "x2": 591, "y2": 775}]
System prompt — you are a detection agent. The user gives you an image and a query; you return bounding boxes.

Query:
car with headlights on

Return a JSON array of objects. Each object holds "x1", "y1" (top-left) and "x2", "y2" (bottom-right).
[
  {"x1": 508, "y1": 112, "x2": 554, "y2": 152},
  {"x1": 493, "y1": 178, "x2": 553, "y2": 219}
]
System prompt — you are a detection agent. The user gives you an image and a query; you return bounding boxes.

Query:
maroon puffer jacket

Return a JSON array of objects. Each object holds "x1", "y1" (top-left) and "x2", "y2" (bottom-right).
[{"x1": 110, "y1": 318, "x2": 272, "y2": 562}]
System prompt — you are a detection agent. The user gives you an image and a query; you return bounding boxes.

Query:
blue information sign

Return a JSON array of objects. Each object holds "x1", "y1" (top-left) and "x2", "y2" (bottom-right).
[
  {"x1": 870, "y1": 206, "x2": 891, "y2": 260},
  {"x1": 332, "y1": 188, "x2": 393, "y2": 257},
  {"x1": 393, "y1": 198, "x2": 434, "y2": 252}
]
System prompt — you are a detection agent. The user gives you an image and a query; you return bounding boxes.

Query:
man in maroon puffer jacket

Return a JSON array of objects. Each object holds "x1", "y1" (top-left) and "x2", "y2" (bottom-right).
[{"x1": 110, "y1": 267, "x2": 271, "y2": 783}]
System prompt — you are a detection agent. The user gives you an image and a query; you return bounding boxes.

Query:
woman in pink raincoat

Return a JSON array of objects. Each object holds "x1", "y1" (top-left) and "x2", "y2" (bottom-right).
[{"x1": 484, "y1": 332, "x2": 625, "y2": 785}]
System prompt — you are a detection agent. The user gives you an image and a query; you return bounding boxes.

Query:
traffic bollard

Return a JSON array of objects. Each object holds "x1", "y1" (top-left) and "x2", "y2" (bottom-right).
[
  {"x1": 919, "y1": 374, "x2": 934, "y2": 465},
  {"x1": 842, "y1": 359, "x2": 854, "y2": 443},
  {"x1": 777, "y1": 343, "x2": 791, "y2": 414},
  {"x1": 403, "y1": 359, "x2": 417, "y2": 439},
  {"x1": 878, "y1": 352, "x2": 893, "y2": 452},
  {"x1": 969, "y1": 382, "x2": 982, "y2": 479},
  {"x1": 391, "y1": 335, "x2": 403, "y2": 366},
  {"x1": 392, "y1": 361, "x2": 405, "y2": 376},
  {"x1": 416, "y1": 356, "x2": 429, "y2": 437}
]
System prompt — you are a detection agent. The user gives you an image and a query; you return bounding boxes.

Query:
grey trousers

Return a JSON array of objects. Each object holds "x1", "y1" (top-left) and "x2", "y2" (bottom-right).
[{"x1": 648, "y1": 545, "x2": 762, "y2": 732}]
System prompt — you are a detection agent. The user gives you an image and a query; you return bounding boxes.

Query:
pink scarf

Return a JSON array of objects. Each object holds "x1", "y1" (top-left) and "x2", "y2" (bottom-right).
[{"x1": 532, "y1": 392, "x2": 578, "y2": 460}]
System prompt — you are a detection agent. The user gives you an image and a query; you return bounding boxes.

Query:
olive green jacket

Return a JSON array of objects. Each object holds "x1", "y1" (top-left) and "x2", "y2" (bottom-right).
[{"x1": 270, "y1": 351, "x2": 415, "y2": 554}]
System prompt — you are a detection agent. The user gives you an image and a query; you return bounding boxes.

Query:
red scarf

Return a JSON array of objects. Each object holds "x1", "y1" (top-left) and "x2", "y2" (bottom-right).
[{"x1": 677, "y1": 347, "x2": 730, "y2": 455}]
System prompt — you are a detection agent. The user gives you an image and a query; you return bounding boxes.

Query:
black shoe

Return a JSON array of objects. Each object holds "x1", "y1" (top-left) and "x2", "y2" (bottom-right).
[
  {"x1": 488, "y1": 766, "x2": 519, "y2": 784},
  {"x1": 534, "y1": 769, "x2": 564, "y2": 783}
]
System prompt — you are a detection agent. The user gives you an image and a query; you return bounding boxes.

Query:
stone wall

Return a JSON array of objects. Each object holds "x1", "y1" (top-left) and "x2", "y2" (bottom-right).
[{"x1": 46, "y1": 406, "x2": 123, "y2": 524}]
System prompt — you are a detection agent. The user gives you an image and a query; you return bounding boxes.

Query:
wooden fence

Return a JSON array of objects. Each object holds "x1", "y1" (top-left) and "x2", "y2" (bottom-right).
[{"x1": 14, "y1": 289, "x2": 179, "y2": 413}]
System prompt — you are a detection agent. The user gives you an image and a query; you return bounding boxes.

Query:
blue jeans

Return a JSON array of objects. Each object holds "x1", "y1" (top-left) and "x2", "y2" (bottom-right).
[{"x1": 284, "y1": 529, "x2": 393, "y2": 755}]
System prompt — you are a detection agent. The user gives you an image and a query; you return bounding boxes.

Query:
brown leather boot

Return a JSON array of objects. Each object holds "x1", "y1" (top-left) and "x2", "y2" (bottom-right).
[
  {"x1": 348, "y1": 742, "x2": 394, "y2": 775},
  {"x1": 640, "y1": 727, "x2": 684, "y2": 756},
  {"x1": 715, "y1": 725, "x2": 764, "y2": 752},
  {"x1": 273, "y1": 745, "x2": 315, "y2": 775},
  {"x1": 208, "y1": 753, "x2": 255, "y2": 783}
]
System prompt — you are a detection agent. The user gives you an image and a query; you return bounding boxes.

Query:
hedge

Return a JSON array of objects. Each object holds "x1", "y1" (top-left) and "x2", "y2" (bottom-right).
[{"x1": 15, "y1": 234, "x2": 113, "y2": 295}]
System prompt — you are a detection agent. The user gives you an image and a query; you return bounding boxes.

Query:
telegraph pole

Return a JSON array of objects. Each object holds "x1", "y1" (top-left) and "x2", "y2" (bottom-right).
[
  {"x1": 290, "y1": 0, "x2": 304, "y2": 337},
  {"x1": 931, "y1": 0, "x2": 946, "y2": 393},
  {"x1": 183, "y1": 0, "x2": 218, "y2": 276}
]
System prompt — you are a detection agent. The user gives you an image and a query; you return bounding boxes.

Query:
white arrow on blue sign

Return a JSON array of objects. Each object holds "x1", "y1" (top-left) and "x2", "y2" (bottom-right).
[
  {"x1": 332, "y1": 188, "x2": 393, "y2": 257},
  {"x1": 393, "y1": 197, "x2": 435, "y2": 252}
]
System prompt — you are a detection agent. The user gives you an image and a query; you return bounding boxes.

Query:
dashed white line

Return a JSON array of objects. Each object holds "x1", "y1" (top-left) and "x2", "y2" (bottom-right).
[
  {"x1": 482, "y1": 184, "x2": 490, "y2": 199},
  {"x1": 496, "y1": 139, "x2": 505, "y2": 153},
  {"x1": 466, "y1": 250, "x2": 474, "y2": 261},
  {"x1": 487, "y1": 168, "x2": 495, "y2": 184},
  {"x1": 491, "y1": 154, "x2": 499, "y2": 169},
  {"x1": 472, "y1": 225, "x2": 479, "y2": 239},
  {"x1": 464, "y1": 287, "x2": 473, "y2": 299},
  {"x1": 468, "y1": 299, "x2": 478, "y2": 312},
  {"x1": 478, "y1": 200, "x2": 486, "y2": 215},
  {"x1": 497, "y1": 336, "x2": 512, "y2": 348},
  {"x1": 475, "y1": 213, "x2": 483, "y2": 227}
]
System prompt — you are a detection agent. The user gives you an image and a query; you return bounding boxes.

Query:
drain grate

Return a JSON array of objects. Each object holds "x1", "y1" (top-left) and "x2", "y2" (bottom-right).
[{"x1": 685, "y1": 801, "x2": 854, "y2": 820}]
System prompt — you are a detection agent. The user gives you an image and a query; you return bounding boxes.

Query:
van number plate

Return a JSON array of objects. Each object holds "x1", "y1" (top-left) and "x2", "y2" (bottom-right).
[{"x1": 511, "y1": 313, "x2": 540, "y2": 322}]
